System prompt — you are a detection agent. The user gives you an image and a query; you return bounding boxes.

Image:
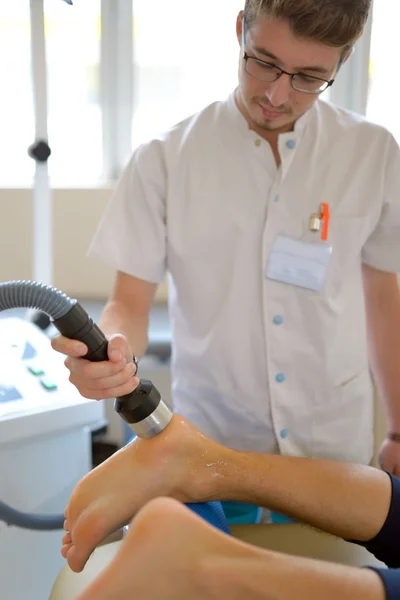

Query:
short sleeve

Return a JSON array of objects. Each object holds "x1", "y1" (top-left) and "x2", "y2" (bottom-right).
[
  {"x1": 89, "y1": 139, "x2": 167, "y2": 284},
  {"x1": 362, "y1": 134, "x2": 400, "y2": 273}
]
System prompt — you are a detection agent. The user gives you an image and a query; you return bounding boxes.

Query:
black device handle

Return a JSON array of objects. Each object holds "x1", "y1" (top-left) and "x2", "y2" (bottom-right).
[{"x1": 53, "y1": 302, "x2": 109, "y2": 362}]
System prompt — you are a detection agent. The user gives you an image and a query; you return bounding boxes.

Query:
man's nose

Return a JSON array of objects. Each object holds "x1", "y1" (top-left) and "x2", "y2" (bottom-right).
[{"x1": 265, "y1": 74, "x2": 292, "y2": 107}]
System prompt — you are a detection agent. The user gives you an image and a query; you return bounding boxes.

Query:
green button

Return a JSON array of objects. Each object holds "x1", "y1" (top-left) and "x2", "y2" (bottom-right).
[
  {"x1": 28, "y1": 365, "x2": 45, "y2": 376},
  {"x1": 40, "y1": 378, "x2": 58, "y2": 391}
]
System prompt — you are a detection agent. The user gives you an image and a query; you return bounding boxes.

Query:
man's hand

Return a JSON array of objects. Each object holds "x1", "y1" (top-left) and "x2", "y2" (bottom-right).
[
  {"x1": 51, "y1": 332, "x2": 138, "y2": 400},
  {"x1": 61, "y1": 415, "x2": 225, "y2": 573},
  {"x1": 379, "y1": 437, "x2": 400, "y2": 477}
]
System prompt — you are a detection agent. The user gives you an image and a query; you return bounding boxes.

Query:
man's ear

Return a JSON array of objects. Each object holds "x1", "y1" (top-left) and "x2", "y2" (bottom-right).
[
  {"x1": 236, "y1": 11, "x2": 244, "y2": 46},
  {"x1": 343, "y1": 46, "x2": 354, "y2": 64},
  {"x1": 338, "y1": 46, "x2": 354, "y2": 72}
]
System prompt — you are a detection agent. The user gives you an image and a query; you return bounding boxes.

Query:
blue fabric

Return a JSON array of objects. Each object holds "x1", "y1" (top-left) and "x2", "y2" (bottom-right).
[
  {"x1": 270, "y1": 511, "x2": 297, "y2": 524},
  {"x1": 221, "y1": 501, "x2": 262, "y2": 525},
  {"x1": 187, "y1": 502, "x2": 231, "y2": 535}
]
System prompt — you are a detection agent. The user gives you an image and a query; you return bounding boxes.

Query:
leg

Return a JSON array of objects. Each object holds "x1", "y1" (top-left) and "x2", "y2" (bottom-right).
[{"x1": 75, "y1": 498, "x2": 385, "y2": 600}]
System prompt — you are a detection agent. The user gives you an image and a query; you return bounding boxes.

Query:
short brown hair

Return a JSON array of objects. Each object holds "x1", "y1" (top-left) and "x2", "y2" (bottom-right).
[{"x1": 243, "y1": 0, "x2": 371, "y2": 50}]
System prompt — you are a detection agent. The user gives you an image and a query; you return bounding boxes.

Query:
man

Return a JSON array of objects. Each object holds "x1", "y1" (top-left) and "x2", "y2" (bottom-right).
[
  {"x1": 53, "y1": 0, "x2": 400, "y2": 483},
  {"x1": 62, "y1": 413, "x2": 399, "y2": 599}
]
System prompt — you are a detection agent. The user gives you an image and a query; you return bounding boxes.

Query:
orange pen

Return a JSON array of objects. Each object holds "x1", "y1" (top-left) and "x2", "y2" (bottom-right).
[{"x1": 320, "y1": 202, "x2": 330, "y2": 242}]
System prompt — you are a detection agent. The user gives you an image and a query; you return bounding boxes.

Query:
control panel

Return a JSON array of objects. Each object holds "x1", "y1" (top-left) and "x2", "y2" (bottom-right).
[{"x1": 0, "y1": 317, "x2": 105, "y2": 444}]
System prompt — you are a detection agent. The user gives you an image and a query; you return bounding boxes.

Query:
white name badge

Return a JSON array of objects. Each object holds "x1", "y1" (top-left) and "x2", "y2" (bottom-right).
[{"x1": 266, "y1": 235, "x2": 332, "y2": 292}]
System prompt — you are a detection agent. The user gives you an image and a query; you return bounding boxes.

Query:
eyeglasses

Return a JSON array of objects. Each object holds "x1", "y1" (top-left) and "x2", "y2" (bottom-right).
[{"x1": 243, "y1": 52, "x2": 334, "y2": 95}]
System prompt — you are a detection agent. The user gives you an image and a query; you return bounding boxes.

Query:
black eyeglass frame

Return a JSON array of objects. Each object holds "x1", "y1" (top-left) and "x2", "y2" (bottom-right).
[{"x1": 243, "y1": 52, "x2": 335, "y2": 94}]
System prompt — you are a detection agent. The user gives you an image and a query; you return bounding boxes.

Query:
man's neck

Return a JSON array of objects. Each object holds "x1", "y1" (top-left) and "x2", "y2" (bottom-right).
[{"x1": 234, "y1": 88, "x2": 295, "y2": 166}]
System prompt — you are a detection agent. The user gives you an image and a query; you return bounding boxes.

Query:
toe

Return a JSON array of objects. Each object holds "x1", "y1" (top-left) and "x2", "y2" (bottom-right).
[
  {"x1": 61, "y1": 542, "x2": 73, "y2": 560},
  {"x1": 62, "y1": 532, "x2": 72, "y2": 545}
]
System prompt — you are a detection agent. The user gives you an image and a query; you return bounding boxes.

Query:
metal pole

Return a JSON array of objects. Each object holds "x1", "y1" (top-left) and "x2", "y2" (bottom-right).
[{"x1": 29, "y1": 0, "x2": 52, "y2": 286}]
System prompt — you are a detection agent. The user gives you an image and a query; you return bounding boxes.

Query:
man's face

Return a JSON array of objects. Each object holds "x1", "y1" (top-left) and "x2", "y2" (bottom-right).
[{"x1": 236, "y1": 14, "x2": 344, "y2": 134}]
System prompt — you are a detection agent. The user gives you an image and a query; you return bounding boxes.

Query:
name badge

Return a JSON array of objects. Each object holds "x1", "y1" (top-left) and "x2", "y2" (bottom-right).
[{"x1": 266, "y1": 235, "x2": 332, "y2": 292}]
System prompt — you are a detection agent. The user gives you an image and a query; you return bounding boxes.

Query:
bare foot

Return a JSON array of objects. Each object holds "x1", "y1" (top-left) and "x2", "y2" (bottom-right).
[
  {"x1": 62, "y1": 415, "x2": 225, "y2": 573},
  {"x1": 75, "y1": 497, "x2": 243, "y2": 600}
]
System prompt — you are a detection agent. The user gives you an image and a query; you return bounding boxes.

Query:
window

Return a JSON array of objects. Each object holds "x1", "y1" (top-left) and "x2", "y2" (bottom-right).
[
  {"x1": 0, "y1": 4, "x2": 34, "y2": 186},
  {"x1": 0, "y1": 1, "x2": 375, "y2": 188},
  {"x1": 45, "y1": 0, "x2": 102, "y2": 185},
  {"x1": 131, "y1": 0, "x2": 242, "y2": 149},
  {"x1": 367, "y1": 2, "x2": 400, "y2": 142},
  {"x1": 0, "y1": 1, "x2": 101, "y2": 187}
]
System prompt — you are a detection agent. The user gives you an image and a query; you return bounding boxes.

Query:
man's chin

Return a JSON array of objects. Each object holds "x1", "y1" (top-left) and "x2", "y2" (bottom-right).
[{"x1": 255, "y1": 115, "x2": 291, "y2": 132}]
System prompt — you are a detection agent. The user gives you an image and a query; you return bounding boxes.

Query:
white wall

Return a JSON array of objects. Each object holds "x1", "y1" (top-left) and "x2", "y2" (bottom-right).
[{"x1": 0, "y1": 188, "x2": 168, "y2": 301}]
